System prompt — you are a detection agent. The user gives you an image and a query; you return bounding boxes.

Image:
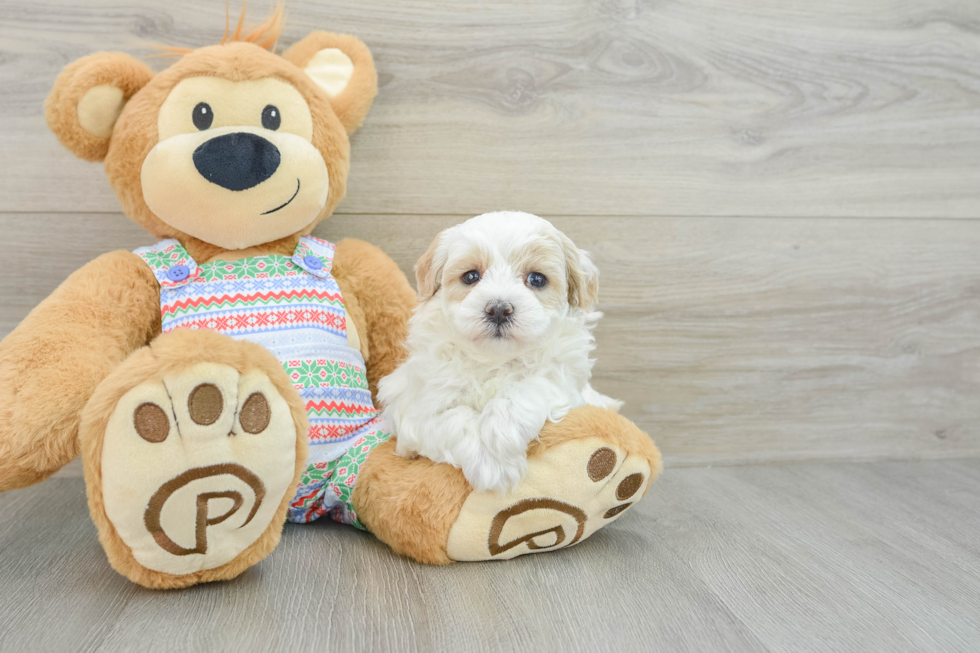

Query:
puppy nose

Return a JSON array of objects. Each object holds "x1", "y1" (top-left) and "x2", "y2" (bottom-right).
[
  {"x1": 485, "y1": 301, "x2": 514, "y2": 325},
  {"x1": 193, "y1": 132, "x2": 281, "y2": 191}
]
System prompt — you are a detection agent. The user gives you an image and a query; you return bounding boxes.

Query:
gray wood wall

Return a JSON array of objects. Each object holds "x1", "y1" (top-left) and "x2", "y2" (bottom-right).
[{"x1": 1, "y1": 0, "x2": 978, "y2": 467}]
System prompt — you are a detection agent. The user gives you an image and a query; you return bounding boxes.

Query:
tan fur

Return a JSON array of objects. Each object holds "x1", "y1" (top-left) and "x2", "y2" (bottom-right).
[
  {"x1": 282, "y1": 32, "x2": 378, "y2": 134},
  {"x1": 442, "y1": 243, "x2": 493, "y2": 280},
  {"x1": 352, "y1": 437, "x2": 471, "y2": 565},
  {"x1": 441, "y1": 274, "x2": 477, "y2": 304},
  {"x1": 531, "y1": 406, "x2": 663, "y2": 492},
  {"x1": 100, "y1": 42, "x2": 354, "y2": 256},
  {"x1": 152, "y1": 2, "x2": 286, "y2": 57},
  {"x1": 508, "y1": 238, "x2": 567, "y2": 312},
  {"x1": 441, "y1": 241, "x2": 494, "y2": 304},
  {"x1": 23, "y1": 19, "x2": 382, "y2": 539},
  {"x1": 0, "y1": 252, "x2": 160, "y2": 491},
  {"x1": 79, "y1": 328, "x2": 309, "y2": 589},
  {"x1": 16, "y1": 15, "x2": 663, "y2": 587},
  {"x1": 141, "y1": 75, "x2": 331, "y2": 251},
  {"x1": 45, "y1": 53, "x2": 154, "y2": 161},
  {"x1": 77, "y1": 85, "x2": 125, "y2": 138},
  {"x1": 558, "y1": 231, "x2": 600, "y2": 310},
  {"x1": 44, "y1": 22, "x2": 376, "y2": 260},
  {"x1": 200, "y1": 240, "x2": 298, "y2": 263},
  {"x1": 354, "y1": 405, "x2": 662, "y2": 565},
  {"x1": 332, "y1": 239, "x2": 416, "y2": 401},
  {"x1": 414, "y1": 230, "x2": 443, "y2": 301}
]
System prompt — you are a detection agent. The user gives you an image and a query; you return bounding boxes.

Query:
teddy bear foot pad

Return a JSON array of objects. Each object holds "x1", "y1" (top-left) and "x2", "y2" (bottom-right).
[
  {"x1": 79, "y1": 330, "x2": 306, "y2": 588},
  {"x1": 446, "y1": 431, "x2": 657, "y2": 561}
]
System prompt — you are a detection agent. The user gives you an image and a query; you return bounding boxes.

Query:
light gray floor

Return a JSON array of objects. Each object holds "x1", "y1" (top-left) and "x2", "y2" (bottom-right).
[{"x1": 2, "y1": 459, "x2": 978, "y2": 653}]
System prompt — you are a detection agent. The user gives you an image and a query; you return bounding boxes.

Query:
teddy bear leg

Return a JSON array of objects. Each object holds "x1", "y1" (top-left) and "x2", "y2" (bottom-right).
[
  {"x1": 79, "y1": 328, "x2": 308, "y2": 589},
  {"x1": 352, "y1": 406, "x2": 662, "y2": 564}
]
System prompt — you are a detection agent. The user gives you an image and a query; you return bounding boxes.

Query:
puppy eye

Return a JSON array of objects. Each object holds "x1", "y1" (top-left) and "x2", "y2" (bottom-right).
[
  {"x1": 261, "y1": 105, "x2": 281, "y2": 131},
  {"x1": 192, "y1": 102, "x2": 213, "y2": 130},
  {"x1": 462, "y1": 270, "x2": 481, "y2": 285},
  {"x1": 526, "y1": 272, "x2": 548, "y2": 288}
]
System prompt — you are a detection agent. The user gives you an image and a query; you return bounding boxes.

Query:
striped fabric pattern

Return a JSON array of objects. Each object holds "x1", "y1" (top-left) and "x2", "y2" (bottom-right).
[{"x1": 134, "y1": 237, "x2": 387, "y2": 527}]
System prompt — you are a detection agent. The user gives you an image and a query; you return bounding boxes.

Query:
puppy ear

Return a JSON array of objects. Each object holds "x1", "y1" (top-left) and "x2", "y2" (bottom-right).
[
  {"x1": 283, "y1": 32, "x2": 378, "y2": 134},
  {"x1": 559, "y1": 233, "x2": 600, "y2": 310},
  {"x1": 45, "y1": 52, "x2": 154, "y2": 162},
  {"x1": 415, "y1": 230, "x2": 446, "y2": 302}
]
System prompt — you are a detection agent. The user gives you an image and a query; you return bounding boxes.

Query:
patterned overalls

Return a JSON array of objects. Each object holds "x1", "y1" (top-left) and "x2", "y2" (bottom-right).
[{"x1": 135, "y1": 236, "x2": 390, "y2": 529}]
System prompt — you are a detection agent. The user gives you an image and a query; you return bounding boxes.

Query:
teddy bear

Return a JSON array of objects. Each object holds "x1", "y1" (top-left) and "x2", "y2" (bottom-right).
[{"x1": 0, "y1": 7, "x2": 662, "y2": 589}]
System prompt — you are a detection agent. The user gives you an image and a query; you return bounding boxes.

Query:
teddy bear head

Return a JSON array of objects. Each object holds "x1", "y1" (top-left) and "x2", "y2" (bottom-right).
[{"x1": 45, "y1": 8, "x2": 376, "y2": 253}]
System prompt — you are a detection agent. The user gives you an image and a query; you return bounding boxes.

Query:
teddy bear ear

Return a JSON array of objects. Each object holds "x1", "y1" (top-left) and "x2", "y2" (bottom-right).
[
  {"x1": 283, "y1": 32, "x2": 378, "y2": 135},
  {"x1": 45, "y1": 52, "x2": 154, "y2": 162}
]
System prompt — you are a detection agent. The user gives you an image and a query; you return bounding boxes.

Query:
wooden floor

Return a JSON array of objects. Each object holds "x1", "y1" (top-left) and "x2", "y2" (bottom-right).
[{"x1": 2, "y1": 459, "x2": 978, "y2": 653}]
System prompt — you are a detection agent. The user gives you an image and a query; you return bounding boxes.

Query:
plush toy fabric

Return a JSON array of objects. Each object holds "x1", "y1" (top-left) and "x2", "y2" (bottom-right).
[{"x1": 0, "y1": 7, "x2": 662, "y2": 589}]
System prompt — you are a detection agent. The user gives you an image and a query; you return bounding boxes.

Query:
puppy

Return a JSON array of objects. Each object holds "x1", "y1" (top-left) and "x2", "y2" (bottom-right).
[{"x1": 378, "y1": 211, "x2": 622, "y2": 493}]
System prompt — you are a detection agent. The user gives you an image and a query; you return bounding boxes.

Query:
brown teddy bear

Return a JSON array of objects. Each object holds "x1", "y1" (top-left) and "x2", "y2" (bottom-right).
[{"x1": 0, "y1": 8, "x2": 662, "y2": 589}]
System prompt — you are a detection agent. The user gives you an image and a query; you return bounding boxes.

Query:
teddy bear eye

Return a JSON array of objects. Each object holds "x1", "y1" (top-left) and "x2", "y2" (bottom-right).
[
  {"x1": 526, "y1": 272, "x2": 547, "y2": 288},
  {"x1": 192, "y1": 102, "x2": 213, "y2": 130},
  {"x1": 262, "y1": 105, "x2": 281, "y2": 131},
  {"x1": 462, "y1": 270, "x2": 481, "y2": 285}
]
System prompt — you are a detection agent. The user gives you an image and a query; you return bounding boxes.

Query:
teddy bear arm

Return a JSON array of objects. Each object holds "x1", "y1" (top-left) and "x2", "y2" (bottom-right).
[
  {"x1": 330, "y1": 238, "x2": 416, "y2": 403},
  {"x1": 0, "y1": 250, "x2": 161, "y2": 491}
]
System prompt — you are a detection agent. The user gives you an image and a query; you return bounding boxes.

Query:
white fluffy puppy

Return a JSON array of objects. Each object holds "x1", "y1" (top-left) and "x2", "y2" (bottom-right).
[{"x1": 378, "y1": 211, "x2": 622, "y2": 493}]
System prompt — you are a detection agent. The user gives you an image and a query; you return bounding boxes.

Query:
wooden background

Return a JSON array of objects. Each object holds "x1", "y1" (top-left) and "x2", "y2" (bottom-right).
[{"x1": 1, "y1": 0, "x2": 979, "y2": 468}]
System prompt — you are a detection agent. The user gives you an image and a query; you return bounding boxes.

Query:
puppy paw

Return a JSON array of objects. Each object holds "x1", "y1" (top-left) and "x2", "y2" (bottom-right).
[
  {"x1": 454, "y1": 438, "x2": 527, "y2": 494},
  {"x1": 465, "y1": 398, "x2": 540, "y2": 493},
  {"x1": 480, "y1": 396, "x2": 543, "y2": 447},
  {"x1": 394, "y1": 447, "x2": 421, "y2": 461},
  {"x1": 462, "y1": 458, "x2": 526, "y2": 495}
]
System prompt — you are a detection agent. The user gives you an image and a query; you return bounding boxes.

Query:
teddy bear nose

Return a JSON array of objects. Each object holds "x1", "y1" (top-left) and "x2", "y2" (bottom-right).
[{"x1": 193, "y1": 132, "x2": 281, "y2": 191}]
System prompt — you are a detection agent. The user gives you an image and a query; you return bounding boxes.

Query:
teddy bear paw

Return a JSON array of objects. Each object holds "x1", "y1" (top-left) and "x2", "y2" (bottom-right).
[
  {"x1": 84, "y1": 349, "x2": 304, "y2": 587},
  {"x1": 446, "y1": 411, "x2": 661, "y2": 561}
]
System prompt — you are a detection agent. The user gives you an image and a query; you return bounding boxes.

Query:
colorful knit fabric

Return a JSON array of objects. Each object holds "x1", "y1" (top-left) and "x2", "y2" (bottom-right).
[
  {"x1": 291, "y1": 427, "x2": 391, "y2": 528},
  {"x1": 134, "y1": 237, "x2": 390, "y2": 529}
]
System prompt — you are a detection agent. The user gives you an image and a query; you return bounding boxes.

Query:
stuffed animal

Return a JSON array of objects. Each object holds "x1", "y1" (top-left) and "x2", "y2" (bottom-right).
[{"x1": 0, "y1": 7, "x2": 662, "y2": 589}]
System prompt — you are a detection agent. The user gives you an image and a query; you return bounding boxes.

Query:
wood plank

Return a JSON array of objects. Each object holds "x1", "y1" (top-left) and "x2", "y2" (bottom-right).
[
  {"x1": 3, "y1": 0, "x2": 980, "y2": 217},
  {"x1": 0, "y1": 477, "x2": 765, "y2": 653},
  {"x1": 1, "y1": 212, "x2": 977, "y2": 466},
  {"x1": 649, "y1": 459, "x2": 980, "y2": 653},
  {"x1": 0, "y1": 479, "x2": 140, "y2": 653},
  {"x1": 3, "y1": 462, "x2": 979, "y2": 651}
]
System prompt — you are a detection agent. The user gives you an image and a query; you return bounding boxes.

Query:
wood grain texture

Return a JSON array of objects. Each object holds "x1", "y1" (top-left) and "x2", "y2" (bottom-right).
[
  {"x1": 2, "y1": 461, "x2": 979, "y2": 652},
  {"x1": 650, "y1": 461, "x2": 980, "y2": 653},
  {"x1": 3, "y1": 212, "x2": 978, "y2": 467},
  {"x1": 2, "y1": 0, "x2": 980, "y2": 217},
  {"x1": 0, "y1": 1, "x2": 978, "y2": 466}
]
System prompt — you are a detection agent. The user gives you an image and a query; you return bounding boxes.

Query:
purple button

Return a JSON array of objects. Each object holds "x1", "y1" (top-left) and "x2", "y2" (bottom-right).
[
  {"x1": 166, "y1": 265, "x2": 190, "y2": 282},
  {"x1": 303, "y1": 255, "x2": 323, "y2": 270}
]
